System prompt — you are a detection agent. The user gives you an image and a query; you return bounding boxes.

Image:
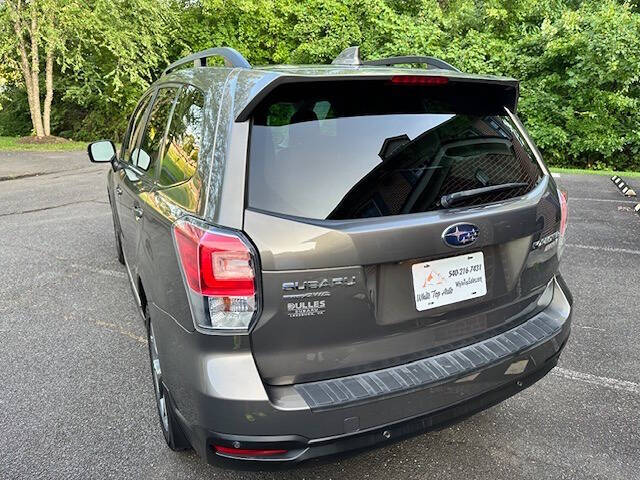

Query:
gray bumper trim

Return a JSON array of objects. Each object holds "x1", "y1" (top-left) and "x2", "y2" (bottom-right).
[{"x1": 295, "y1": 293, "x2": 563, "y2": 410}]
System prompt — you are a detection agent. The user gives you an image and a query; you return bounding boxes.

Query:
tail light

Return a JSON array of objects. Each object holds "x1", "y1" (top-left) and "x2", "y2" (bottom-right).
[
  {"x1": 172, "y1": 217, "x2": 259, "y2": 332},
  {"x1": 558, "y1": 190, "x2": 568, "y2": 237},
  {"x1": 558, "y1": 189, "x2": 568, "y2": 257}
]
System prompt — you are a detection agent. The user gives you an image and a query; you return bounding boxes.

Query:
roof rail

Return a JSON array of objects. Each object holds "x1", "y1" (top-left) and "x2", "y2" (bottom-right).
[
  {"x1": 363, "y1": 56, "x2": 460, "y2": 72},
  {"x1": 162, "y1": 47, "x2": 251, "y2": 76}
]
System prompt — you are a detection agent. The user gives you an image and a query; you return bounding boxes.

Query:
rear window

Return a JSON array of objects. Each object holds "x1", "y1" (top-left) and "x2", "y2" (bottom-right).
[{"x1": 248, "y1": 81, "x2": 543, "y2": 220}]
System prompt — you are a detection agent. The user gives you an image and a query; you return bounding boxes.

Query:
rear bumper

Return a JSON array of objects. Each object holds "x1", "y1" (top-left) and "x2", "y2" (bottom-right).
[
  {"x1": 156, "y1": 276, "x2": 571, "y2": 465},
  {"x1": 209, "y1": 344, "x2": 564, "y2": 466}
]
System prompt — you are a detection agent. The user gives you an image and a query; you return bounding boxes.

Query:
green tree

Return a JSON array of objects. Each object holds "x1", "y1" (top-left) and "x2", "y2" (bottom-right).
[
  {"x1": 515, "y1": 1, "x2": 640, "y2": 168},
  {"x1": 0, "y1": 0, "x2": 176, "y2": 138}
]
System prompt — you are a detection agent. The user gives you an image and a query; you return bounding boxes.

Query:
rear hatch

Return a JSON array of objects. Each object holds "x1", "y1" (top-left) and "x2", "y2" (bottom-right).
[{"x1": 243, "y1": 77, "x2": 563, "y2": 385}]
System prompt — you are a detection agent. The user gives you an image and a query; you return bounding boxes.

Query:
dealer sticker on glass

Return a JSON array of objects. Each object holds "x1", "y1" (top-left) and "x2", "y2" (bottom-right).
[{"x1": 411, "y1": 252, "x2": 487, "y2": 311}]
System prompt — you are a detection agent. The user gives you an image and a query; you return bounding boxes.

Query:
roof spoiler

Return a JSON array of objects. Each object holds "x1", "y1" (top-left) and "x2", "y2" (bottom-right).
[{"x1": 235, "y1": 75, "x2": 519, "y2": 122}]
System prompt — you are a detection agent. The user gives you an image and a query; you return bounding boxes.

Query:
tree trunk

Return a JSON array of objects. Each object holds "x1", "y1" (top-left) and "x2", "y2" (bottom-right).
[
  {"x1": 15, "y1": 38, "x2": 41, "y2": 138},
  {"x1": 29, "y1": 7, "x2": 45, "y2": 137},
  {"x1": 43, "y1": 49, "x2": 54, "y2": 137}
]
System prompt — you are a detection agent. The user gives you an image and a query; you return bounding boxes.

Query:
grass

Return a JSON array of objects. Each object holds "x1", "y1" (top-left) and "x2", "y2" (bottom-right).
[
  {"x1": 0, "y1": 136, "x2": 87, "y2": 152},
  {"x1": 549, "y1": 166, "x2": 640, "y2": 178}
]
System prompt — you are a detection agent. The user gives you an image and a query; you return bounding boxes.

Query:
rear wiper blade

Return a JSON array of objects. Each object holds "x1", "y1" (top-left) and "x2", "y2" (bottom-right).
[{"x1": 440, "y1": 182, "x2": 529, "y2": 208}]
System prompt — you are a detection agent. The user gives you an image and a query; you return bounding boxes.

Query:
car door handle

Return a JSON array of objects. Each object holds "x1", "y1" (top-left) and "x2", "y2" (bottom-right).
[
  {"x1": 133, "y1": 206, "x2": 144, "y2": 219},
  {"x1": 115, "y1": 185, "x2": 123, "y2": 196}
]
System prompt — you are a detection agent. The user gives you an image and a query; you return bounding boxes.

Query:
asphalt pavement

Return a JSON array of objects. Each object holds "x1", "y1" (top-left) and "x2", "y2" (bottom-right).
[{"x1": 0, "y1": 152, "x2": 639, "y2": 479}]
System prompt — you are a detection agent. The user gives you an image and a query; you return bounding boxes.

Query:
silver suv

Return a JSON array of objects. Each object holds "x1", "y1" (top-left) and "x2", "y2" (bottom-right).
[{"x1": 87, "y1": 46, "x2": 572, "y2": 465}]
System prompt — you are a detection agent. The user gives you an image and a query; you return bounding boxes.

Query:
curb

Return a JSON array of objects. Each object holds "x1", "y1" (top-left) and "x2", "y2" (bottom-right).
[
  {"x1": 635, "y1": 203, "x2": 640, "y2": 216},
  {"x1": 611, "y1": 175, "x2": 637, "y2": 197}
]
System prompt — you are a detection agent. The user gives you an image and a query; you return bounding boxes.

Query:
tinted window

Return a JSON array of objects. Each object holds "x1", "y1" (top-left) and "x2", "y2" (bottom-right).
[
  {"x1": 157, "y1": 86, "x2": 204, "y2": 187},
  {"x1": 248, "y1": 82, "x2": 542, "y2": 220},
  {"x1": 135, "y1": 88, "x2": 179, "y2": 176},
  {"x1": 122, "y1": 93, "x2": 152, "y2": 164}
]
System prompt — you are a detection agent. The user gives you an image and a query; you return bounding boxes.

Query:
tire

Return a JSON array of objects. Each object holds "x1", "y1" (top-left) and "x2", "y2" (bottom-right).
[
  {"x1": 146, "y1": 310, "x2": 191, "y2": 451},
  {"x1": 110, "y1": 197, "x2": 125, "y2": 265}
]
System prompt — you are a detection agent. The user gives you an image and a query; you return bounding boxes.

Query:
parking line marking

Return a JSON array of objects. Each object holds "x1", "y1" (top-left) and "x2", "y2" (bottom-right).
[
  {"x1": 574, "y1": 325, "x2": 606, "y2": 332},
  {"x1": 569, "y1": 197, "x2": 638, "y2": 204},
  {"x1": 567, "y1": 244, "x2": 640, "y2": 256},
  {"x1": 552, "y1": 367, "x2": 640, "y2": 396},
  {"x1": 71, "y1": 263, "x2": 127, "y2": 279},
  {"x1": 96, "y1": 320, "x2": 147, "y2": 344}
]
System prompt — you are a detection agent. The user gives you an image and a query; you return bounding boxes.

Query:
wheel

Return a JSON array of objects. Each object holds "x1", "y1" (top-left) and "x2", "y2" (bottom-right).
[
  {"x1": 147, "y1": 312, "x2": 191, "y2": 451},
  {"x1": 109, "y1": 196, "x2": 125, "y2": 265}
]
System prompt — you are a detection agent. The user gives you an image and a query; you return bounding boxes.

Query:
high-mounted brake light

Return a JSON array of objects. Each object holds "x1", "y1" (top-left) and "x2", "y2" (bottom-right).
[
  {"x1": 213, "y1": 445, "x2": 288, "y2": 457},
  {"x1": 390, "y1": 75, "x2": 449, "y2": 86},
  {"x1": 173, "y1": 217, "x2": 258, "y2": 331}
]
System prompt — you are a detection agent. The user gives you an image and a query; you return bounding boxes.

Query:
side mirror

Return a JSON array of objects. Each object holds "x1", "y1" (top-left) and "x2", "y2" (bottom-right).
[{"x1": 88, "y1": 140, "x2": 117, "y2": 163}]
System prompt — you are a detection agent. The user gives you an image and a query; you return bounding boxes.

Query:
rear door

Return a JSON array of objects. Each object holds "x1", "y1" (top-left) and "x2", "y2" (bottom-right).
[
  {"x1": 243, "y1": 79, "x2": 563, "y2": 385},
  {"x1": 138, "y1": 84, "x2": 206, "y2": 331},
  {"x1": 119, "y1": 87, "x2": 179, "y2": 275}
]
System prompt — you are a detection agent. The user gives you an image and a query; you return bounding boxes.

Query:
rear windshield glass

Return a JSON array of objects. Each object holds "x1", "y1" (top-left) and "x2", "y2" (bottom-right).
[{"x1": 248, "y1": 81, "x2": 542, "y2": 220}]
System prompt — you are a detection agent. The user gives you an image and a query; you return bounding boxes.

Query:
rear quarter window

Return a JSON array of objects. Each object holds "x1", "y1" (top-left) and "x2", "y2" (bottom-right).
[{"x1": 157, "y1": 85, "x2": 205, "y2": 187}]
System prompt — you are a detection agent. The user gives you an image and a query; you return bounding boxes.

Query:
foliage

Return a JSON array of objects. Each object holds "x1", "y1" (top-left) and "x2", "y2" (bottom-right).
[
  {"x1": 57, "y1": 1, "x2": 176, "y2": 122},
  {"x1": 0, "y1": 87, "x2": 32, "y2": 136},
  {"x1": 515, "y1": 1, "x2": 640, "y2": 169},
  {"x1": 1, "y1": 0, "x2": 640, "y2": 169}
]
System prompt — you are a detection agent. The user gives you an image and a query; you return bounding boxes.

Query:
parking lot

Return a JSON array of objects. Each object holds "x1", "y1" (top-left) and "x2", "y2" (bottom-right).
[{"x1": 1, "y1": 151, "x2": 639, "y2": 479}]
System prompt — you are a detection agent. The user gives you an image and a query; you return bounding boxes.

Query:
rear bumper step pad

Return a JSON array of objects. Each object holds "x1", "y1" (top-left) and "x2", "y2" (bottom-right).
[{"x1": 295, "y1": 306, "x2": 562, "y2": 410}]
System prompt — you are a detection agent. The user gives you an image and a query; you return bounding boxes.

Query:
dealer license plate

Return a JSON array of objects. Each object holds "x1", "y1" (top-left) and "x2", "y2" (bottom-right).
[{"x1": 411, "y1": 252, "x2": 487, "y2": 311}]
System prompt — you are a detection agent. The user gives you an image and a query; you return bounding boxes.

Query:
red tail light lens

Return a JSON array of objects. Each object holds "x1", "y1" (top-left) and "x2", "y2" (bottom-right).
[
  {"x1": 173, "y1": 221, "x2": 255, "y2": 296},
  {"x1": 173, "y1": 217, "x2": 258, "y2": 331},
  {"x1": 391, "y1": 75, "x2": 449, "y2": 86},
  {"x1": 214, "y1": 445, "x2": 288, "y2": 457}
]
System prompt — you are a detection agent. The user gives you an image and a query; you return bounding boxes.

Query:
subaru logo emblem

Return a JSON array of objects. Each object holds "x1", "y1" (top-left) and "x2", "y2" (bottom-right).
[{"x1": 442, "y1": 223, "x2": 479, "y2": 248}]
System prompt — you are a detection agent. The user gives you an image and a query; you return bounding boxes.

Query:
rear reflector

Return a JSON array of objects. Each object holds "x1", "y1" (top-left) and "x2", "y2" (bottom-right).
[
  {"x1": 390, "y1": 75, "x2": 449, "y2": 85},
  {"x1": 213, "y1": 445, "x2": 288, "y2": 457}
]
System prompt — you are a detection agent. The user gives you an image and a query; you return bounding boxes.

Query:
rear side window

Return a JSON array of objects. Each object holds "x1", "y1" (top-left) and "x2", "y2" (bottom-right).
[
  {"x1": 136, "y1": 87, "x2": 179, "y2": 175},
  {"x1": 248, "y1": 81, "x2": 543, "y2": 220},
  {"x1": 157, "y1": 86, "x2": 205, "y2": 187}
]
